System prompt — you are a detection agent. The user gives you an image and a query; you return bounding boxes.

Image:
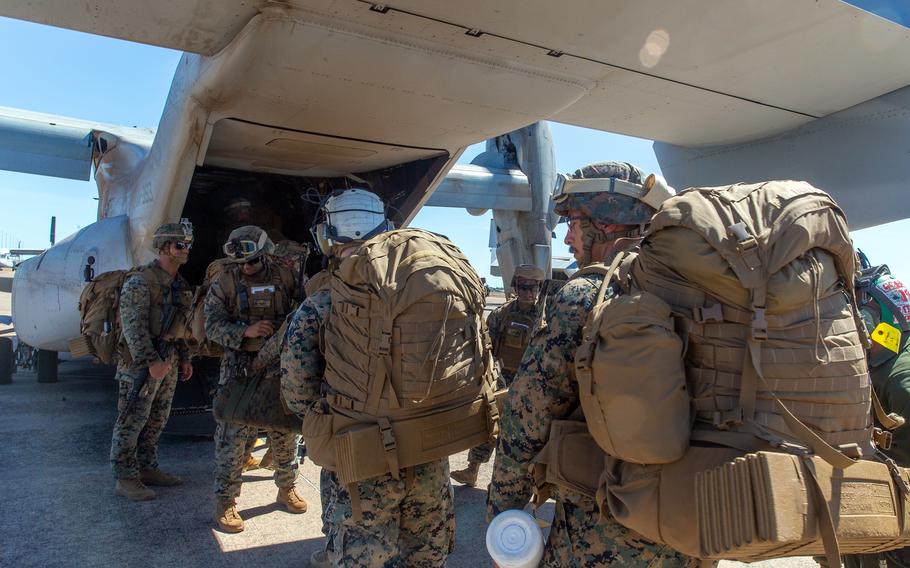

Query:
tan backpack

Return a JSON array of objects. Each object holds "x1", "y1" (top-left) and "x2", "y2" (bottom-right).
[
  {"x1": 69, "y1": 264, "x2": 182, "y2": 364},
  {"x1": 311, "y1": 228, "x2": 499, "y2": 485},
  {"x1": 186, "y1": 258, "x2": 231, "y2": 358},
  {"x1": 69, "y1": 270, "x2": 132, "y2": 364},
  {"x1": 570, "y1": 181, "x2": 909, "y2": 564}
]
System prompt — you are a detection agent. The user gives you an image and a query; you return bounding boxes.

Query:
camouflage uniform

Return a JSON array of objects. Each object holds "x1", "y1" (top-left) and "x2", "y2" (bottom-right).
[
  {"x1": 466, "y1": 299, "x2": 541, "y2": 465},
  {"x1": 486, "y1": 273, "x2": 698, "y2": 567},
  {"x1": 281, "y1": 286, "x2": 336, "y2": 559},
  {"x1": 110, "y1": 261, "x2": 191, "y2": 479},
  {"x1": 205, "y1": 262, "x2": 299, "y2": 503},
  {"x1": 281, "y1": 286, "x2": 455, "y2": 567}
]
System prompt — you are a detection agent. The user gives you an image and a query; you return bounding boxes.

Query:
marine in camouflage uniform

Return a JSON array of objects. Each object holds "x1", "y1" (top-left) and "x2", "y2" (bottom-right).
[
  {"x1": 110, "y1": 221, "x2": 195, "y2": 502},
  {"x1": 281, "y1": 273, "x2": 337, "y2": 567},
  {"x1": 486, "y1": 162, "x2": 699, "y2": 567},
  {"x1": 281, "y1": 188, "x2": 454, "y2": 567},
  {"x1": 206, "y1": 225, "x2": 307, "y2": 533},
  {"x1": 452, "y1": 264, "x2": 545, "y2": 487}
]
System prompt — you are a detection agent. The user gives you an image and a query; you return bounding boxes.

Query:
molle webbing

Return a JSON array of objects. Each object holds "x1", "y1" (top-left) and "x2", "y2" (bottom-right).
[
  {"x1": 634, "y1": 181, "x2": 874, "y2": 463},
  {"x1": 315, "y1": 229, "x2": 499, "y2": 484}
]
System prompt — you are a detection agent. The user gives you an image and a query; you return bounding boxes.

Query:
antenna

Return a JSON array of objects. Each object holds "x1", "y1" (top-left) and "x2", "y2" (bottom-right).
[{"x1": 49, "y1": 216, "x2": 56, "y2": 246}]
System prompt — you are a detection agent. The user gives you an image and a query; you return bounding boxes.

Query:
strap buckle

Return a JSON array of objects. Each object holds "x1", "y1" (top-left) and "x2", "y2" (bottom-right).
[
  {"x1": 379, "y1": 420, "x2": 397, "y2": 452},
  {"x1": 728, "y1": 222, "x2": 762, "y2": 270},
  {"x1": 751, "y1": 307, "x2": 768, "y2": 341},
  {"x1": 695, "y1": 303, "x2": 723, "y2": 324},
  {"x1": 874, "y1": 428, "x2": 894, "y2": 451},
  {"x1": 377, "y1": 332, "x2": 392, "y2": 356}
]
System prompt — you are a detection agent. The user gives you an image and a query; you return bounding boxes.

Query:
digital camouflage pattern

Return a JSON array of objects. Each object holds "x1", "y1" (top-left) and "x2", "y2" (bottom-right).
[
  {"x1": 331, "y1": 459, "x2": 455, "y2": 568},
  {"x1": 486, "y1": 273, "x2": 698, "y2": 567},
  {"x1": 553, "y1": 161, "x2": 654, "y2": 225},
  {"x1": 213, "y1": 421, "x2": 298, "y2": 500},
  {"x1": 281, "y1": 285, "x2": 336, "y2": 557},
  {"x1": 110, "y1": 265, "x2": 190, "y2": 479},
  {"x1": 152, "y1": 221, "x2": 193, "y2": 250},
  {"x1": 467, "y1": 298, "x2": 542, "y2": 464},
  {"x1": 205, "y1": 261, "x2": 299, "y2": 503},
  {"x1": 281, "y1": 281, "x2": 455, "y2": 567}
]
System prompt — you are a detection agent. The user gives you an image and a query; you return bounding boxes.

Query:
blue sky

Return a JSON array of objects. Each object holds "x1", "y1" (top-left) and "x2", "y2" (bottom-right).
[{"x1": 1, "y1": 6, "x2": 908, "y2": 285}]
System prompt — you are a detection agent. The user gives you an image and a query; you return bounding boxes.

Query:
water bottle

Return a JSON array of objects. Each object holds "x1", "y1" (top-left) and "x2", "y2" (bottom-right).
[{"x1": 486, "y1": 509, "x2": 544, "y2": 568}]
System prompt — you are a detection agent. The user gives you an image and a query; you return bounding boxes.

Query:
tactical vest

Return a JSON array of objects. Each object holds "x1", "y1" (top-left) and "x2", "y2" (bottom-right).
[
  {"x1": 219, "y1": 263, "x2": 295, "y2": 352},
  {"x1": 492, "y1": 300, "x2": 539, "y2": 374}
]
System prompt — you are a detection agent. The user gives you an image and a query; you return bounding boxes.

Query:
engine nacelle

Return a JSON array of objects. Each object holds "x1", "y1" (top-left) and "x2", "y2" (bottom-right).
[{"x1": 12, "y1": 215, "x2": 133, "y2": 351}]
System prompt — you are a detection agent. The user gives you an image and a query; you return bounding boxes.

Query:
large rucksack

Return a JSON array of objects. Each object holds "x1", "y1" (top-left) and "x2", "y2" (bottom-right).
[
  {"x1": 69, "y1": 264, "x2": 186, "y2": 365},
  {"x1": 308, "y1": 228, "x2": 499, "y2": 486},
  {"x1": 570, "y1": 181, "x2": 910, "y2": 564}
]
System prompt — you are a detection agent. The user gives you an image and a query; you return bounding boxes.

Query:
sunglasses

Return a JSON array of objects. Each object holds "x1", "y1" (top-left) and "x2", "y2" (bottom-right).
[
  {"x1": 244, "y1": 256, "x2": 263, "y2": 266},
  {"x1": 173, "y1": 242, "x2": 192, "y2": 250}
]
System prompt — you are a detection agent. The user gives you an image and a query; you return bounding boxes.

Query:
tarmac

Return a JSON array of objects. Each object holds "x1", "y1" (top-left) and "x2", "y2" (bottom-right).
[{"x1": 0, "y1": 359, "x2": 819, "y2": 568}]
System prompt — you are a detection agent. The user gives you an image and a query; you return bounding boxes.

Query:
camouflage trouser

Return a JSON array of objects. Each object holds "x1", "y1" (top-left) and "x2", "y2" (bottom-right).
[
  {"x1": 321, "y1": 468, "x2": 338, "y2": 556},
  {"x1": 110, "y1": 365, "x2": 179, "y2": 479},
  {"x1": 543, "y1": 493, "x2": 701, "y2": 567},
  {"x1": 332, "y1": 459, "x2": 455, "y2": 568},
  {"x1": 213, "y1": 420, "x2": 298, "y2": 501}
]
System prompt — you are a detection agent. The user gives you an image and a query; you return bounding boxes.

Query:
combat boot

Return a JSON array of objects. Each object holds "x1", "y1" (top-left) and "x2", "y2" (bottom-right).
[
  {"x1": 276, "y1": 486, "x2": 308, "y2": 514},
  {"x1": 242, "y1": 453, "x2": 261, "y2": 472},
  {"x1": 114, "y1": 478, "x2": 156, "y2": 501},
  {"x1": 140, "y1": 468, "x2": 183, "y2": 486},
  {"x1": 259, "y1": 447, "x2": 274, "y2": 470},
  {"x1": 214, "y1": 499, "x2": 245, "y2": 533},
  {"x1": 309, "y1": 548, "x2": 331, "y2": 568},
  {"x1": 450, "y1": 461, "x2": 480, "y2": 487}
]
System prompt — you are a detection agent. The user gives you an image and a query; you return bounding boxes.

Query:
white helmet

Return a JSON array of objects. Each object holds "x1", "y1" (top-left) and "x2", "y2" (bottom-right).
[{"x1": 311, "y1": 188, "x2": 392, "y2": 255}]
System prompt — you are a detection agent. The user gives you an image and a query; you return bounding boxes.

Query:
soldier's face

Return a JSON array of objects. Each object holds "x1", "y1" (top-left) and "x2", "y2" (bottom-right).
[
  {"x1": 168, "y1": 242, "x2": 191, "y2": 265},
  {"x1": 564, "y1": 216, "x2": 587, "y2": 264},
  {"x1": 241, "y1": 256, "x2": 264, "y2": 276},
  {"x1": 514, "y1": 278, "x2": 540, "y2": 305}
]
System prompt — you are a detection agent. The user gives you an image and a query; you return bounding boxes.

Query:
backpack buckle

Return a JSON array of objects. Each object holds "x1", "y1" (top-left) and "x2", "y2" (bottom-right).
[
  {"x1": 377, "y1": 332, "x2": 392, "y2": 355},
  {"x1": 728, "y1": 222, "x2": 762, "y2": 271},
  {"x1": 379, "y1": 420, "x2": 397, "y2": 452},
  {"x1": 695, "y1": 303, "x2": 723, "y2": 324},
  {"x1": 751, "y1": 307, "x2": 768, "y2": 341}
]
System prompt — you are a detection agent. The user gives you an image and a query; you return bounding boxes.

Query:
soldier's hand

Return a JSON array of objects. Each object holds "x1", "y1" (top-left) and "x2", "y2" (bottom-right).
[
  {"x1": 179, "y1": 361, "x2": 193, "y2": 381},
  {"x1": 148, "y1": 360, "x2": 171, "y2": 380},
  {"x1": 243, "y1": 321, "x2": 275, "y2": 338}
]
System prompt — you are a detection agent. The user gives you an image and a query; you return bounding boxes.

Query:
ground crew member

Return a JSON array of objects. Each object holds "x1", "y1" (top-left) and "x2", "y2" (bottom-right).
[
  {"x1": 110, "y1": 221, "x2": 195, "y2": 501},
  {"x1": 451, "y1": 263, "x2": 544, "y2": 487},
  {"x1": 282, "y1": 188, "x2": 455, "y2": 567},
  {"x1": 843, "y1": 258, "x2": 910, "y2": 568},
  {"x1": 486, "y1": 162, "x2": 698, "y2": 566},
  {"x1": 205, "y1": 225, "x2": 307, "y2": 533}
]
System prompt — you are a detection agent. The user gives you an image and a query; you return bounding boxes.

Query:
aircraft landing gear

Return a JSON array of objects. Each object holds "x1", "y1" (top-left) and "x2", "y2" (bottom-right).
[{"x1": 37, "y1": 349, "x2": 58, "y2": 383}]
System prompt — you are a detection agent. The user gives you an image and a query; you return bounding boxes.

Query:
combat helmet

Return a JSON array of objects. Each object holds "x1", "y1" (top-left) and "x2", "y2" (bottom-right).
[
  {"x1": 310, "y1": 188, "x2": 393, "y2": 256},
  {"x1": 223, "y1": 225, "x2": 274, "y2": 263},
  {"x1": 552, "y1": 161, "x2": 675, "y2": 266},
  {"x1": 152, "y1": 218, "x2": 194, "y2": 250},
  {"x1": 856, "y1": 251, "x2": 910, "y2": 365}
]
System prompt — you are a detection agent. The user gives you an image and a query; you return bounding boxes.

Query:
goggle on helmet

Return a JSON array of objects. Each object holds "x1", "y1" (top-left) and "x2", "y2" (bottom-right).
[{"x1": 223, "y1": 229, "x2": 270, "y2": 262}]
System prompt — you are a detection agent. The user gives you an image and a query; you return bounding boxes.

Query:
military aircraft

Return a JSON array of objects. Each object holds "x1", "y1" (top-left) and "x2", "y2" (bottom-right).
[{"x1": 2, "y1": 0, "x2": 910, "y2": 363}]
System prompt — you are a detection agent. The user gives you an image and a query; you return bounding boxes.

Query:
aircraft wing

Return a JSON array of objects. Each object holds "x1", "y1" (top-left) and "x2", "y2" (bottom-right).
[
  {"x1": 3, "y1": 1, "x2": 909, "y2": 149},
  {"x1": 0, "y1": 107, "x2": 154, "y2": 181}
]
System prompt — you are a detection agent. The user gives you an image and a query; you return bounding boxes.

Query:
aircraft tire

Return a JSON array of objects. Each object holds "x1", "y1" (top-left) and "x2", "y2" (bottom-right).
[{"x1": 0, "y1": 337, "x2": 11, "y2": 384}]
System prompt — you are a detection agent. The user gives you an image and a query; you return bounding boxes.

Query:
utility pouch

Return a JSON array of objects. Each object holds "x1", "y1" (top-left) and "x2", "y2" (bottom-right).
[
  {"x1": 301, "y1": 407, "x2": 336, "y2": 469},
  {"x1": 332, "y1": 395, "x2": 493, "y2": 485},
  {"x1": 531, "y1": 419, "x2": 605, "y2": 500}
]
